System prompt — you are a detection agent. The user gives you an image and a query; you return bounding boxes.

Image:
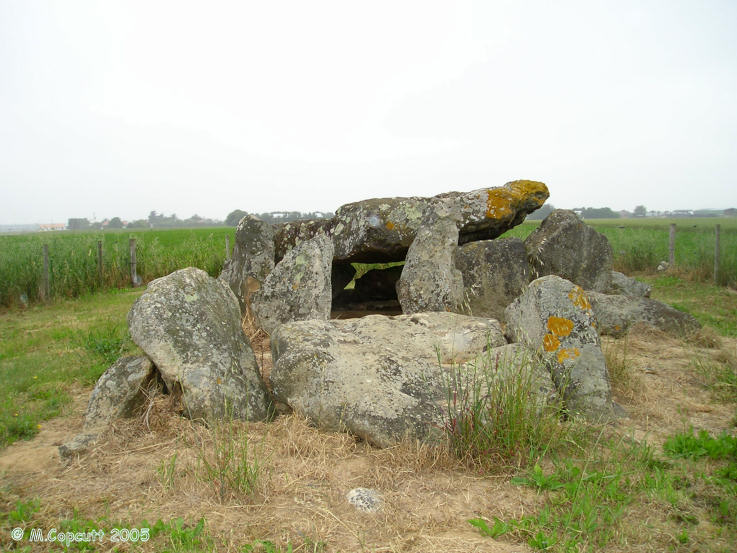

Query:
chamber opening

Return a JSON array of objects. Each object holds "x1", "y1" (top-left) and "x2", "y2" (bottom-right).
[{"x1": 331, "y1": 262, "x2": 404, "y2": 318}]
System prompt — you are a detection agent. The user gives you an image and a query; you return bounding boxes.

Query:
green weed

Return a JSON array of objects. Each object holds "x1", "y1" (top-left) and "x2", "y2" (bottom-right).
[
  {"x1": 663, "y1": 428, "x2": 737, "y2": 461},
  {"x1": 197, "y1": 416, "x2": 265, "y2": 503},
  {"x1": 441, "y1": 346, "x2": 569, "y2": 470},
  {"x1": 157, "y1": 453, "x2": 179, "y2": 490},
  {"x1": 5, "y1": 498, "x2": 40, "y2": 524}
]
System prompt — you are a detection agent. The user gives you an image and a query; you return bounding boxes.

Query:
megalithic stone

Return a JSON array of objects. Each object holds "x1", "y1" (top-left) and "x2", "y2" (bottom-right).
[{"x1": 274, "y1": 180, "x2": 549, "y2": 263}]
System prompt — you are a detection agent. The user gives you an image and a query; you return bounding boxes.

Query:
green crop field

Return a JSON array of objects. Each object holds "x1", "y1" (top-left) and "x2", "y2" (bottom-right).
[
  {"x1": 1, "y1": 217, "x2": 735, "y2": 308},
  {"x1": 0, "y1": 227, "x2": 235, "y2": 307}
]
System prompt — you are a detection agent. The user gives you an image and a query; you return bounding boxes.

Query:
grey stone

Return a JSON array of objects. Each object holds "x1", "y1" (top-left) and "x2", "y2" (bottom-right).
[
  {"x1": 397, "y1": 219, "x2": 464, "y2": 314},
  {"x1": 270, "y1": 312, "x2": 506, "y2": 447},
  {"x1": 587, "y1": 291, "x2": 701, "y2": 337},
  {"x1": 455, "y1": 238, "x2": 530, "y2": 321},
  {"x1": 59, "y1": 433, "x2": 99, "y2": 461},
  {"x1": 83, "y1": 355, "x2": 157, "y2": 433},
  {"x1": 525, "y1": 210, "x2": 613, "y2": 292},
  {"x1": 219, "y1": 215, "x2": 275, "y2": 315},
  {"x1": 251, "y1": 233, "x2": 334, "y2": 335},
  {"x1": 275, "y1": 180, "x2": 549, "y2": 263},
  {"x1": 607, "y1": 271, "x2": 651, "y2": 297},
  {"x1": 505, "y1": 275, "x2": 613, "y2": 419},
  {"x1": 128, "y1": 267, "x2": 271, "y2": 421},
  {"x1": 347, "y1": 488, "x2": 383, "y2": 512}
]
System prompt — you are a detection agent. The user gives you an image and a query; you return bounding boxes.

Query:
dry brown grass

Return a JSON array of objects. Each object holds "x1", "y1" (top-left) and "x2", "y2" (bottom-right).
[{"x1": 1, "y1": 325, "x2": 736, "y2": 552}]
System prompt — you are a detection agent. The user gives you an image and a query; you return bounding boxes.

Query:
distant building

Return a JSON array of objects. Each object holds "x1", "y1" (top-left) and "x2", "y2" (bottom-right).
[{"x1": 39, "y1": 223, "x2": 66, "y2": 231}]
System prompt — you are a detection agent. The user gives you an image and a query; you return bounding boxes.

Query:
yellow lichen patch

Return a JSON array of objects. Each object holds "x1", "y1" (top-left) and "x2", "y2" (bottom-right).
[
  {"x1": 485, "y1": 180, "x2": 548, "y2": 219},
  {"x1": 568, "y1": 286, "x2": 592, "y2": 311},
  {"x1": 385, "y1": 221, "x2": 395, "y2": 231},
  {"x1": 486, "y1": 189, "x2": 514, "y2": 219},
  {"x1": 543, "y1": 333, "x2": 560, "y2": 352},
  {"x1": 546, "y1": 316, "x2": 574, "y2": 338},
  {"x1": 505, "y1": 180, "x2": 549, "y2": 204},
  {"x1": 557, "y1": 347, "x2": 581, "y2": 364}
]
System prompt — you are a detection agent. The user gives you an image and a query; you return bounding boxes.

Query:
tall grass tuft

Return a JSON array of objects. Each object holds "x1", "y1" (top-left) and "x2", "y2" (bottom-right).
[
  {"x1": 441, "y1": 346, "x2": 568, "y2": 470},
  {"x1": 197, "y1": 413, "x2": 265, "y2": 503}
]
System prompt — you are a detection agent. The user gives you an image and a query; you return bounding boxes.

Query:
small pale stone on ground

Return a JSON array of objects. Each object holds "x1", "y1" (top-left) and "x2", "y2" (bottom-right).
[{"x1": 347, "y1": 488, "x2": 383, "y2": 512}]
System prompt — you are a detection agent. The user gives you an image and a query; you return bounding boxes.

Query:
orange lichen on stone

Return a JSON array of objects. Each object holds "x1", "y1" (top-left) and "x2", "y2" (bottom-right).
[
  {"x1": 486, "y1": 189, "x2": 514, "y2": 219},
  {"x1": 505, "y1": 180, "x2": 549, "y2": 201},
  {"x1": 385, "y1": 221, "x2": 395, "y2": 231},
  {"x1": 543, "y1": 333, "x2": 560, "y2": 352},
  {"x1": 485, "y1": 180, "x2": 549, "y2": 219},
  {"x1": 547, "y1": 316, "x2": 574, "y2": 338},
  {"x1": 568, "y1": 286, "x2": 591, "y2": 311},
  {"x1": 557, "y1": 347, "x2": 581, "y2": 364}
]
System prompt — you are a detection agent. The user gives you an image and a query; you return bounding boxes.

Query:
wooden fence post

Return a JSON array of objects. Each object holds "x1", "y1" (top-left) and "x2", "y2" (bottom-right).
[
  {"x1": 225, "y1": 235, "x2": 230, "y2": 260},
  {"x1": 97, "y1": 240, "x2": 103, "y2": 282},
  {"x1": 129, "y1": 238, "x2": 140, "y2": 287},
  {"x1": 669, "y1": 223, "x2": 676, "y2": 267},
  {"x1": 42, "y1": 244, "x2": 50, "y2": 301},
  {"x1": 714, "y1": 224, "x2": 721, "y2": 284}
]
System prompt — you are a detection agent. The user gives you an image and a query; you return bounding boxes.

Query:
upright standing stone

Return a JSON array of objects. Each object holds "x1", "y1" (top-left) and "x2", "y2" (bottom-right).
[
  {"x1": 251, "y1": 233, "x2": 334, "y2": 334},
  {"x1": 525, "y1": 210, "x2": 613, "y2": 292},
  {"x1": 397, "y1": 219, "x2": 464, "y2": 314},
  {"x1": 128, "y1": 268, "x2": 272, "y2": 421},
  {"x1": 455, "y1": 238, "x2": 530, "y2": 321},
  {"x1": 219, "y1": 215, "x2": 275, "y2": 315},
  {"x1": 505, "y1": 275, "x2": 614, "y2": 419}
]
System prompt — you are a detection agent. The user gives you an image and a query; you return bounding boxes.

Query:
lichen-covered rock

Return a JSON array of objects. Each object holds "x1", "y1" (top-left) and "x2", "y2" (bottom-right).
[
  {"x1": 525, "y1": 210, "x2": 613, "y2": 292},
  {"x1": 505, "y1": 275, "x2": 613, "y2": 419},
  {"x1": 60, "y1": 355, "x2": 158, "y2": 461},
  {"x1": 354, "y1": 265, "x2": 403, "y2": 301},
  {"x1": 128, "y1": 268, "x2": 271, "y2": 421},
  {"x1": 83, "y1": 356, "x2": 156, "y2": 432},
  {"x1": 219, "y1": 215, "x2": 275, "y2": 315},
  {"x1": 251, "y1": 233, "x2": 334, "y2": 335},
  {"x1": 587, "y1": 291, "x2": 700, "y2": 337},
  {"x1": 274, "y1": 180, "x2": 549, "y2": 263},
  {"x1": 607, "y1": 271, "x2": 651, "y2": 298},
  {"x1": 270, "y1": 312, "x2": 506, "y2": 447},
  {"x1": 397, "y1": 219, "x2": 464, "y2": 314},
  {"x1": 455, "y1": 238, "x2": 530, "y2": 321}
]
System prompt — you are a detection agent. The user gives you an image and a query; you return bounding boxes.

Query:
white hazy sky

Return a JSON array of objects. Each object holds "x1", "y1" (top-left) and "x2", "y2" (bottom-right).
[{"x1": 1, "y1": 0, "x2": 736, "y2": 224}]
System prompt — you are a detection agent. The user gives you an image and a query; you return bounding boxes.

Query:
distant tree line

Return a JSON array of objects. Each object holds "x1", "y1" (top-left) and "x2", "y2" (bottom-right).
[
  {"x1": 224, "y1": 210, "x2": 333, "y2": 226},
  {"x1": 67, "y1": 209, "x2": 334, "y2": 230}
]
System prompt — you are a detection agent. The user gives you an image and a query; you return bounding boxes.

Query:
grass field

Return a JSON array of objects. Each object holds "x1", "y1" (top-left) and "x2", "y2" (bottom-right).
[
  {"x1": 1, "y1": 217, "x2": 735, "y2": 308},
  {"x1": 0, "y1": 227, "x2": 234, "y2": 307}
]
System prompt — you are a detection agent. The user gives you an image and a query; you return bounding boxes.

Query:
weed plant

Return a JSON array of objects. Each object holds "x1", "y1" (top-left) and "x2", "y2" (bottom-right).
[
  {"x1": 441, "y1": 346, "x2": 569, "y2": 470},
  {"x1": 197, "y1": 415, "x2": 265, "y2": 503}
]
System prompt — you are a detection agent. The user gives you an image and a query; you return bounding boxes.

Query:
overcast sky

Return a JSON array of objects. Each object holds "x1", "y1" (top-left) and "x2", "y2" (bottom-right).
[{"x1": 1, "y1": 0, "x2": 736, "y2": 224}]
